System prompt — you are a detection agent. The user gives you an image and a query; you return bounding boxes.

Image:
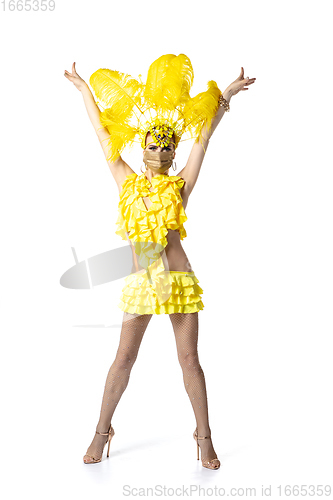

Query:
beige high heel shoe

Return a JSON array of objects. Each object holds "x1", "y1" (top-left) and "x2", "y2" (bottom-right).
[
  {"x1": 83, "y1": 424, "x2": 115, "y2": 464},
  {"x1": 193, "y1": 428, "x2": 220, "y2": 470}
]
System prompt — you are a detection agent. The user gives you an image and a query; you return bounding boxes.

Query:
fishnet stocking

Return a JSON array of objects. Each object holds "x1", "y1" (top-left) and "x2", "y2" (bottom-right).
[
  {"x1": 169, "y1": 312, "x2": 218, "y2": 463},
  {"x1": 84, "y1": 312, "x2": 152, "y2": 462}
]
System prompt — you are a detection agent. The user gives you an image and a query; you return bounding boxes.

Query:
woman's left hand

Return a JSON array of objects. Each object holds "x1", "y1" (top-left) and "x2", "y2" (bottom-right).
[{"x1": 224, "y1": 67, "x2": 256, "y2": 98}]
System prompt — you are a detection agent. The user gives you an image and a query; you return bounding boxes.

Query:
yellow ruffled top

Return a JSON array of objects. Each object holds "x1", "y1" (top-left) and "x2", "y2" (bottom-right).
[
  {"x1": 115, "y1": 172, "x2": 188, "y2": 285},
  {"x1": 115, "y1": 172, "x2": 187, "y2": 248}
]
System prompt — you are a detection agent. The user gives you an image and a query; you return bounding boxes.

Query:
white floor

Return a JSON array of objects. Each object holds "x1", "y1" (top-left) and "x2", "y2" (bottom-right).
[
  {"x1": 3, "y1": 315, "x2": 332, "y2": 499},
  {"x1": 6, "y1": 422, "x2": 332, "y2": 499}
]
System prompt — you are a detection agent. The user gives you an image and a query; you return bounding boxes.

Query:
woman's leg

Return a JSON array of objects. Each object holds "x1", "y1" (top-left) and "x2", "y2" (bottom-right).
[
  {"x1": 84, "y1": 312, "x2": 153, "y2": 462},
  {"x1": 169, "y1": 312, "x2": 218, "y2": 464}
]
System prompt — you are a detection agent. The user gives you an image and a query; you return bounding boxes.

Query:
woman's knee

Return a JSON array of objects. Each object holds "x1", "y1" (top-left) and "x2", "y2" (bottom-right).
[
  {"x1": 114, "y1": 352, "x2": 138, "y2": 371},
  {"x1": 178, "y1": 351, "x2": 201, "y2": 371}
]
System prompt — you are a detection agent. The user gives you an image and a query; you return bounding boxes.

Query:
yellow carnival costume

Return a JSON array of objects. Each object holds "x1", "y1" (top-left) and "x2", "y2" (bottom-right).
[
  {"x1": 89, "y1": 54, "x2": 222, "y2": 315},
  {"x1": 114, "y1": 172, "x2": 204, "y2": 314}
]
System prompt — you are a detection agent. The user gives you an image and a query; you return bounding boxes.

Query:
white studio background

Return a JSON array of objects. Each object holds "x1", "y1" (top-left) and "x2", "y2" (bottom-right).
[{"x1": 0, "y1": 0, "x2": 332, "y2": 498}]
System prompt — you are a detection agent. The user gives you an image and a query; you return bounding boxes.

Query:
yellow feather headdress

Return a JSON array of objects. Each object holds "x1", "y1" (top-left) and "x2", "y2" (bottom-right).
[{"x1": 89, "y1": 54, "x2": 221, "y2": 163}]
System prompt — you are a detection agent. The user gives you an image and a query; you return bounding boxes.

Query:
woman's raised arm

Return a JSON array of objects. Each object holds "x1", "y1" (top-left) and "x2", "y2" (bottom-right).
[{"x1": 64, "y1": 62, "x2": 134, "y2": 190}]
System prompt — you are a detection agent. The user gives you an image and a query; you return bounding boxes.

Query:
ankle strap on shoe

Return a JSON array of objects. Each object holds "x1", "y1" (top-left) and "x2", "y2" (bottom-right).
[
  {"x1": 194, "y1": 428, "x2": 212, "y2": 440},
  {"x1": 96, "y1": 426, "x2": 113, "y2": 436}
]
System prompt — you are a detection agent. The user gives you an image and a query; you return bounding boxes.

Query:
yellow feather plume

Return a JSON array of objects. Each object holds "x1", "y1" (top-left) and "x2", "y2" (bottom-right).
[
  {"x1": 169, "y1": 54, "x2": 194, "y2": 107},
  {"x1": 89, "y1": 69, "x2": 144, "y2": 119},
  {"x1": 183, "y1": 81, "x2": 221, "y2": 139},
  {"x1": 89, "y1": 68, "x2": 145, "y2": 162},
  {"x1": 144, "y1": 54, "x2": 194, "y2": 113},
  {"x1": 99, "y1": 108, "x2": 138, "y2": 163}
]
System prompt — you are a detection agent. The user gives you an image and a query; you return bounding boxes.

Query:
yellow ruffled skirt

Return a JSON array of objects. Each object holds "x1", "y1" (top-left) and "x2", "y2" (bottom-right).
[{"x1": 118, "y1": 270, "x2": 204, "y2": 315}]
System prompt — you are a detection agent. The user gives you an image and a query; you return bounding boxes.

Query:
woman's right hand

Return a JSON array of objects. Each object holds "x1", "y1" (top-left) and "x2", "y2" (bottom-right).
[{"x1": 64, "y1": 62, "x2": 87, "y2": 91}]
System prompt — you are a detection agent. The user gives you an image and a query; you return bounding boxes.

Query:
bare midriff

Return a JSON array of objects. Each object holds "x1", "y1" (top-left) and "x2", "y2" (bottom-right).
[
  {"x1": 126, "y1": 228, "x2": 193, "y2": 274},
  {"x1": 162, "y1": 228, "x2": 194, "y2": 272}
]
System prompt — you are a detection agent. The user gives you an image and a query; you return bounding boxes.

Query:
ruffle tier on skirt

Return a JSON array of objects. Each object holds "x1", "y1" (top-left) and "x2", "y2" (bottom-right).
[{"x1": 118, "y1": 270, "x2": 204, "y2": 315}]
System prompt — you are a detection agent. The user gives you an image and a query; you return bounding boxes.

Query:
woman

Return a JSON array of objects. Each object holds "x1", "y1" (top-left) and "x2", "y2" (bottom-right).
[{"x1": 64, "y1": 55, "x2": 255, "y2": 469}]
